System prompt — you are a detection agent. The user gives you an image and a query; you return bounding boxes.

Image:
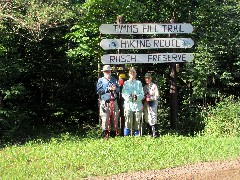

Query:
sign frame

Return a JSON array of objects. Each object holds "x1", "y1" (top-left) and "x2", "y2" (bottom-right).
[
  {"x1": 101, "y1": 53, "x2": 194, "y2": 64},
  {"x1": 100, "y1": 38, "x2": 194, "y2": 50},
  {"x1": 99, "y1": 23, "x2": 193, "y2": 34}
]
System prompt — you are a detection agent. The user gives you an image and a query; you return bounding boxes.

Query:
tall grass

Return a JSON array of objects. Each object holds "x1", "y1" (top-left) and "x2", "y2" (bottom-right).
[{"x1": 1, "y1": 133, "x2": 240, "y2": 179}]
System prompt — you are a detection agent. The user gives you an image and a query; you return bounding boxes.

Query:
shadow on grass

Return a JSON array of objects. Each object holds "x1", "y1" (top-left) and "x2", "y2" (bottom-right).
[
  {"x1": 0, "y1": 122, "x2": 102, "y2": 148},
  {"x1": 0, "y1": 121, "x2": 205, "y2": 149}
]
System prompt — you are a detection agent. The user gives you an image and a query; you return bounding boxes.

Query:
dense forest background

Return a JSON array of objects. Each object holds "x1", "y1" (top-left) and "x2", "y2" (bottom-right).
[{"x1": 0, "y1": 0, "x2": 239, "y2": 143}]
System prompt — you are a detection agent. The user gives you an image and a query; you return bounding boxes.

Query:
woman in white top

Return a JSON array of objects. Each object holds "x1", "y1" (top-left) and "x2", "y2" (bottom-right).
[{"x1": 143, "y1": 73, "x2": 159, "y2": 137}]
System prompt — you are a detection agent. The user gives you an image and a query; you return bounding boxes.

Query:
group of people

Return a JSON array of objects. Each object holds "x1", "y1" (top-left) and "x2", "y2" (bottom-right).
[{"x1": 96, "y1": 65, "x2": 159, "y2": 138}]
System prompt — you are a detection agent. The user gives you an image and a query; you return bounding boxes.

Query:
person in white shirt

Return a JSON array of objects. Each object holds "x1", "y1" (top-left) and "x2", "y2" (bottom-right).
[{"x1": 143, "y1": 73, "x2": 159, "y2": 137}]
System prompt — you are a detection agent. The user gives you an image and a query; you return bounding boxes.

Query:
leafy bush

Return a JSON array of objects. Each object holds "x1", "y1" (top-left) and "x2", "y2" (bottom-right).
[
  {"x1": 0, "y1": 108, "x2": 35, "y2": 144},
  {"x1": 204, "y1": 96, "x2": 240, "y2": 137},
  {"x1": 157, "y1": 106, "x2": 171, "y2": 133},
  {"x1": 178, "y1": 104, "x2": 205, "y2": 136}
]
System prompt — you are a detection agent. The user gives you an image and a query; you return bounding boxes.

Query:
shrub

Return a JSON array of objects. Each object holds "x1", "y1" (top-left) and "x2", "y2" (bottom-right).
[
  {"x1": 178, "y1": 104, "x2": 205, "y2": 135},
  {"x1": 204, "y1": 96, "x2": 240, "y2": 137}
]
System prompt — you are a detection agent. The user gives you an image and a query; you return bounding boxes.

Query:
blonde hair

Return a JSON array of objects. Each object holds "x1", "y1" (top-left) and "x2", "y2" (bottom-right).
[{"x1": 129, "y1": 68, "x2": 137, "y2": 78}]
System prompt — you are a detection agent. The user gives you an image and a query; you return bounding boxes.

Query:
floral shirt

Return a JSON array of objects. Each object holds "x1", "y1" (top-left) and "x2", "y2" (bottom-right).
[{"x1": 143, "y1": 82, "x2": 159, "y2": 101}]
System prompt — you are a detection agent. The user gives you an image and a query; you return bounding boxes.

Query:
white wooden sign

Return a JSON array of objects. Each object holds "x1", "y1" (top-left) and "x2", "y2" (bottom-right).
[
  {"x1": 101, "y1": 53, "x2": 194, "y2": 64},
  {"x1": 100, "y1": 38, "x2": 194, "y2": 50},
  {"x1": 99, "y1": 23, "x2": 193, "y2": 34}
]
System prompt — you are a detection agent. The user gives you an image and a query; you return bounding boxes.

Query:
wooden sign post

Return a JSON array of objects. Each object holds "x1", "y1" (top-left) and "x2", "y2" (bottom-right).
[
  {"x1": 116, "y1": 16, "x2": 125, "y2": 136},
  {"x1": 169, "y1": 18, "x2": 178, "y2": 129}
]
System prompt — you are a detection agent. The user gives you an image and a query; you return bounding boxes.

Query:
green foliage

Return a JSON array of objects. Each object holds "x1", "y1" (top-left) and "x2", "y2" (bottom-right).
[
  {"x1": 0, "y1": 1, "x2": 97, "y2": 142},
  {"x1": 153, "y1": 74, "x2": 171, "y2": 131},
  {"x1": 0, "y1": 0, "x2": 80, "y2": 41},
  {"x1": 178, "y1": 104, "x2": 206, "y2": 135},
  {"x1": 0, "y1": 44, "x2": 6, "y2": 56},
  {"x1": 204, "y1": 96, "x2": 240, "y2": 137},
  {"x1": 185, "y1": 0, "x2": 240, "y2": 100},
  {"x1": 0, "y1": 0, "x2": 240, "y2": 143}
]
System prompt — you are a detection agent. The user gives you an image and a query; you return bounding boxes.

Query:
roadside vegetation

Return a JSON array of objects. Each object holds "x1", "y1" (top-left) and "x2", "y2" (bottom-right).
[
  {"x1": 1, "y1": 97, "x2": 240, "y2": 179},
  {"x1": 1, "y1": 133, "x2": 240, "y2": 179}
]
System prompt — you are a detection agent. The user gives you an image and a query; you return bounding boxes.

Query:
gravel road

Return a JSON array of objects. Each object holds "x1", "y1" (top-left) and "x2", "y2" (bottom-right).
[{"x1": 89, "y1": 158, "x2": 240, "y2": 180}]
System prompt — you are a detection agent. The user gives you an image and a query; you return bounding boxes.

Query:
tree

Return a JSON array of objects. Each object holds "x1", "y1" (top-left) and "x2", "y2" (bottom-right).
[
  {"x1": 0, "y1": 0, "x2": 80, "y2": 41},
  {"x1": 0, "y1": 0, "x2": 83, "y2": 140}
]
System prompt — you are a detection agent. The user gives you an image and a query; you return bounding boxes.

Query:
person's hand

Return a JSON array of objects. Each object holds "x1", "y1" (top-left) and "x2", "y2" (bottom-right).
[
  {"x1": 109, "y1": 84, "x2": 116, "y2": 91},
  {"x1": 132, "y1": 93, "x2": 137, "y2": 100},
  {"x1": 146, "y1": 97, "x2": 151, "y2": 101}
]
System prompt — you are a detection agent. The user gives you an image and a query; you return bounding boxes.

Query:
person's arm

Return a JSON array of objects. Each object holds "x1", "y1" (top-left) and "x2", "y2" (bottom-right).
[
  {"x1": 122, "y1": 81, "x2": 132, "y2": 101},
  {"x1": 135, "y1": 81, "x2": 144, "y2": 101},
  {"x1": 143, "y1": 85, "x2": 148, "y2": 100},
  {"x1": 96, "y1": 78, "x2": 110, "y2": 95},
  {"x1": 151, "y1": 84, "x2": 159, "y2": 101},
  {"x1": 112, "y1": 77, "x2": 120, "y2": 93}
]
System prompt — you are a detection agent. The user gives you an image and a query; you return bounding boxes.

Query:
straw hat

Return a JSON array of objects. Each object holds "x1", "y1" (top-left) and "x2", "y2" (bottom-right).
[{"x1": 101, "y1": 65, "x2": 112, "y2": 72}]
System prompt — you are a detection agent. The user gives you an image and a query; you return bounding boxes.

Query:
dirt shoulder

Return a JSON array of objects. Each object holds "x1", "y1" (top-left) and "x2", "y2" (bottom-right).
[{"x1": 90, "y1": 158, "x2": 240, "y2": 180}]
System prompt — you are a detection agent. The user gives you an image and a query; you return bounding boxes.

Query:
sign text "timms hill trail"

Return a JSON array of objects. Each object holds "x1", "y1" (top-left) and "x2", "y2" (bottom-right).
[
  {"x1": 101, "y1": 53, "x2": 194, "y2": 64},
  {"x1": 99, "y1": 23, "x2": 193, "y2": 34}
]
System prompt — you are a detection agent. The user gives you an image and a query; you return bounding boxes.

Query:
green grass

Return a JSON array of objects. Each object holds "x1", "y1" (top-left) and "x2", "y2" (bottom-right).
[{"x1": 1, "y1": 134, "x2": 240, "y2": 179}]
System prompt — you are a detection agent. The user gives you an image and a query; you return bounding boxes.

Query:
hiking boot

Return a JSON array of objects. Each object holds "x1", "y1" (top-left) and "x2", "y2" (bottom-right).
[
  {"x1": 101, "y1": 130, "x2": 109, "y2": 139},
  {"x1": 124, "y1": 128, "x2": 130, "y2": 136},
  {"x1": 134, "y1": 130, "x2": 139, "y2": 136},
  {"x1": 110, "y1": 131, "x2": 117, "y2": 138},
  {"x1": 152, "y1": 125, "x2": 159, "y2": 138}
]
